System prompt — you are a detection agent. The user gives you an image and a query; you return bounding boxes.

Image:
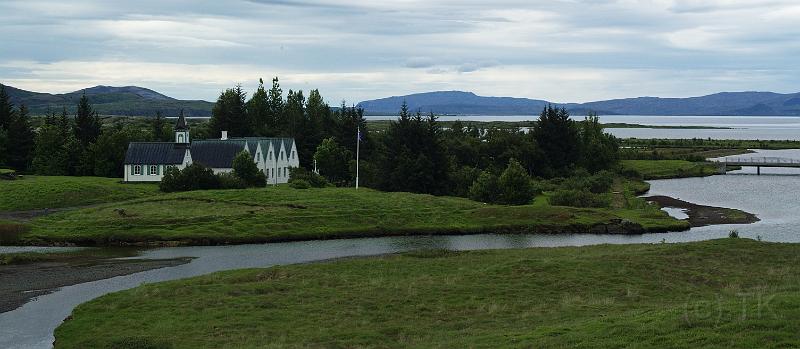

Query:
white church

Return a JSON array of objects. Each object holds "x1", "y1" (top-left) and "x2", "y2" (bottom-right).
[{"x1": 123, "y1": 113, "x2": 299, "y2": 183}]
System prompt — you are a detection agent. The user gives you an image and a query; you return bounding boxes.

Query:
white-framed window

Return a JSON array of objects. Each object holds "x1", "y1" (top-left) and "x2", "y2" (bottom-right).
[
  {"x1": 178, "y1": 134, "x2": 184, "y2": 143},
  {"x1": 283, "y1": 167, "x2": 287, "y2": 177},
  {"x1": 271, "y1": 168, "x2": 274, "y2": 177},
  {"x1": 149, "y1": 165, "x2": 158, "y2": 175},
  {"x1": 291, "y1": 151, "x2": 295, "y2": 159},
  {"x1": 281, "y1": 151, "x2": 284, "y2": 160},
  {"x1": 133, "y1": 165, "x2": 142, "y2": 176},
  {"x1": 268, "y1": 151, "x2": 272, "y2": 160}
]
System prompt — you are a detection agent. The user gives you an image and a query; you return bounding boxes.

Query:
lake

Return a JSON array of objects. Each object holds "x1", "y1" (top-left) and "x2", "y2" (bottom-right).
[{"x1": 367, "y1": 114, "x2": 800, "y2": 140}]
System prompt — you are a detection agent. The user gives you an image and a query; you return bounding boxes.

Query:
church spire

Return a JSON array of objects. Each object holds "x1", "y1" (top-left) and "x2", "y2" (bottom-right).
[{"x1": 175, "y1": 109, "x2": 190, "y2": 144}]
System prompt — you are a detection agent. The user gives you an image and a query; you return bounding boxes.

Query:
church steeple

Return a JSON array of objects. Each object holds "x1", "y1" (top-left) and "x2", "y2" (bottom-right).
[{"x1": 175, "y1": 110, "x2": 189, "y2": 144}]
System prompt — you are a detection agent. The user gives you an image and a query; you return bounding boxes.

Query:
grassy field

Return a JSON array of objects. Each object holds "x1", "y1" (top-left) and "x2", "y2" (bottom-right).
[
  {"x1": 622, "y1": 160, "x2": 721, "y2": 180},
  {"x1": 0, "y1": 176, "x2": 160, "y2": 212},
  {"x1": 13, "y1": 185, "x2": 686, "y2": 246},
  {"x1": 54, "y1": 238, "x2": 800, "y2": 348}
]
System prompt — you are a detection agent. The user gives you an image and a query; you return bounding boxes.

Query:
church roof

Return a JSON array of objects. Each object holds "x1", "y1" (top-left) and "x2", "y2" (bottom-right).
[
  {"x1": 124, "y1": 143, "x2": 188, "y2": 165},
  {"x1": 191, "y1": 140, "x2": 247, "y2": 168},
  {"x1": 234, "y1": 137, "x2": 294, "y2": 154},
  {"x1": 174, "y1": 112, "x2": 188, "y2": 131}
]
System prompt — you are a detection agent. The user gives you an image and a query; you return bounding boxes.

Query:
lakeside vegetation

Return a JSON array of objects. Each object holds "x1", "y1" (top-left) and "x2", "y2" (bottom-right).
[
  {"x1": 621, "y1": 160, "x2": 721, "y2": 180},
  {"x1": 11, "y1": 184, "x2": 686, "y2": 246},
  {"x1": 54, "y1": 238, "x2": 800, "y2": 348},
  {"x1": 0, "y1": 176, "x2": 159, "y2": 211}
]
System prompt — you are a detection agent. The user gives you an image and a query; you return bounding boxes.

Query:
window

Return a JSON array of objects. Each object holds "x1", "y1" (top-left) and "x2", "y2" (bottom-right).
[
  {"x1": 281, "y1": 151, "x2": 284, "y2": 160},
  {"x1": 133, "y1": 165, "x2": 142, "y2": 176},
  {"x1": 149, "y1": 165, "x2": 158, "y2": 175},
  {"x1": 291, "y1": 151, "x2": 295, "y2": 159},
  {"x1": 271, "y1": 168, "x2": 274, "y2": 177},
  {"x1": 178, "y1": 134, "x2": 184, "y2": 143},
  {"x1": 269, "y1": 152, "x2": 272, "y2": 160}
]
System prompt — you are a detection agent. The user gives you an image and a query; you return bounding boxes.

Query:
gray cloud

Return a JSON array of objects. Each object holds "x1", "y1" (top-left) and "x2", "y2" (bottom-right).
[{"x1": 0, "y1": 0, "x2": 798, "y2": 103}]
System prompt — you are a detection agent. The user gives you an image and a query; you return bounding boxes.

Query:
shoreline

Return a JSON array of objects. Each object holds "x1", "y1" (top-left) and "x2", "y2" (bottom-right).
[
  {"x1": 0, "y1": 254, "x2": 191, "y2": 314},
  {"x1": 644, "y1": 195, "x2": 759, "y2": 227}
]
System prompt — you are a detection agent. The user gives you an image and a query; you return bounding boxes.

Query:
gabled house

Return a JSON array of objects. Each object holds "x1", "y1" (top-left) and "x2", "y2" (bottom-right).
[{"x1": 123, "y1": 114, "x2": 298, "y2": 184}]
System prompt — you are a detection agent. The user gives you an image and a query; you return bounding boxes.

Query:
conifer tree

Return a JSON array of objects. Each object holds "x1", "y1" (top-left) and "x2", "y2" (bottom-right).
[
  {"x1": 248, "y1": 78, "x2": 273, "y2": 136},
  {"x1": 0, "y1": 84, "x2": 14, "y2": 131},
  {"x1": 74, "y1": 92, "x2": 101, "y2": 145},
  {"x1": 266, "y1": 77, "x2": 284, "y2": 133},
  {"x1": 152, "y1": 111, "x2": 167, "y2": 141},
  {"x1": 7, "y1": 104, "x2": 35, "y2": 171},
  {"x1": 209, "y1": 84, "x2": 250, "y2": 137}
]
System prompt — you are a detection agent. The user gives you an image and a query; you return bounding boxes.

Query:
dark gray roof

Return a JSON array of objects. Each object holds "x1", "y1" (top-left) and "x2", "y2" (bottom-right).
[
  {"x1": 191, "y1": 140, "x2": 247, "y2": 168},
  {"x1": 174, "y1": 112, "x2": 188, "y2": 131},
  {"x1": 124, "y1": 143, "x2": 188, "y2": 165}
]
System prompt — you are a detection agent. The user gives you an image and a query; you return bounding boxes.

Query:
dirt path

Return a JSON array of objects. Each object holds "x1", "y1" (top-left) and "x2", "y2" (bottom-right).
[
  {"x1": 0, "y1": 255, "x2": 191, "y2": 313},
  {"x1": 644, "y1": 195, "x2": 759, "y2": 227}
]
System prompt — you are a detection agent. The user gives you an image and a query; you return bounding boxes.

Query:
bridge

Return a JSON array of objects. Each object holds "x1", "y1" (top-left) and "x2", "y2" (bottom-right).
[{"x1": 709, "y1": 157, "x2": 800, "y2": 175}]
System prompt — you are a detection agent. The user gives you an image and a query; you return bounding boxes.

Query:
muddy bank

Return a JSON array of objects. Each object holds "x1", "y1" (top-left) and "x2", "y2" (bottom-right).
[
  {"x1": 644, "y1": 195, "x2": 759, "y2": 227},
  {"x1": 0, "y1": 254, "x2": 191, "y2": 314}
]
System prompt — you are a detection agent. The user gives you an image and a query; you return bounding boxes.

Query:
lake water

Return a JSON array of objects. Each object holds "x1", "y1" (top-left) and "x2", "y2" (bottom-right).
[
  {"x1": 367, "y1": 115, "x2": 800, "y2": 140},
  {"x1": 3, "y1": 147, "x2": 800, "y2": 348}
]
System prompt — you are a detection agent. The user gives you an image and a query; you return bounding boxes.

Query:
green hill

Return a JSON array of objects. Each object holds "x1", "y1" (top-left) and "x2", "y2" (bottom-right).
[{"x1": 1, "y1": 84, "x2": 214, "y2": 117}]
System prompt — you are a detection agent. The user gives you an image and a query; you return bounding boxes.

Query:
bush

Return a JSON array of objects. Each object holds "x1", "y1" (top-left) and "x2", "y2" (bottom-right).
[
  {"x1": 549, "y1": 189, "x2": 611, "y2": 208},
  {"x1": 289, "y1": 167, "x2": 330, "y2": 188},
  {"x1": 232, "y1": 151, "x2": 266, "y2": 187},
  {"x1": 218, "y1": 172, "x2": 247, "y2": 189},
  {"x1": 498, "y1": 158, "x2": 537, "y2": 205},
  {"x1": 469, "y1": 171, "x2": 500, "y2": 203},
  {"x1": 560, "y1": 170, "x2": 614, "y2": 194},
  {"x1": 289, "y1": 179, "x2": 311, "y2": 189},
  {"x1": 160, "y1": 164, "x2": 221, "y2": 192}
]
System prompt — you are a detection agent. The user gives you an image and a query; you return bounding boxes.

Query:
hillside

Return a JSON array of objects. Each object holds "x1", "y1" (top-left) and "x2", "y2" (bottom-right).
[
  {"x1": 1, "y1": 84, "x2": 214, "y2": 117},
  {"x1": 359, "y1": 91, "x2": 800, "y2": 116}
]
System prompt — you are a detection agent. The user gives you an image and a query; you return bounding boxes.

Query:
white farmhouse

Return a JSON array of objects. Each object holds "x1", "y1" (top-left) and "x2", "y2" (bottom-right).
[{"x1": 124, "y1": 113, "x2": 299, "y2": 184}]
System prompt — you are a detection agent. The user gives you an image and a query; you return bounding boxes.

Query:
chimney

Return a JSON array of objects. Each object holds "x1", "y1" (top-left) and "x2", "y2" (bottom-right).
[{"x1": 221, "y1": 131, "x2": 228, "y2": 140}]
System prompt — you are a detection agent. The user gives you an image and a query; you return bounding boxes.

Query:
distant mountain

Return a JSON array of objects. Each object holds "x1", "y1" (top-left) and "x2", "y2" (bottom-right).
[
  {"x1": 357, "y1": 91, "x2": 550, "y2": 116},
  {"x1": 1, "y1": 84, "x2": 214, "y2": 117},
  {"x1": 358, "y1": 91, "x2": 800, "y2": 116}
]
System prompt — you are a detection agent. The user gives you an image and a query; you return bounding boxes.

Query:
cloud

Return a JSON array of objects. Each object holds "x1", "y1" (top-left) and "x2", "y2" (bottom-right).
[{"x1": 0, "y1": 0, "x2": 798, "y2": 104}]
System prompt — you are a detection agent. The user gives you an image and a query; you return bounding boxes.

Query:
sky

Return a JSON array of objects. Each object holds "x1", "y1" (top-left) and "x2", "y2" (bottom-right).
[{"x1": 1, "y1": 0, "x2": 799, "y2": 104}]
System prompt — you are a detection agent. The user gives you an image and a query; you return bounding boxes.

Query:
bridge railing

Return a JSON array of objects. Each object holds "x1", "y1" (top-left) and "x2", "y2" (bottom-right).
[{"x1": 709, "y1": 157, "x2": 800, "y2": 164}]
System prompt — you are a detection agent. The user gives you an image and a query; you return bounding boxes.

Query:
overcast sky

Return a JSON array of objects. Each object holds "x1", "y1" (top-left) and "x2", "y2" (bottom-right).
[{"x1": 1, "y1": 0, "x2": 799, "y2": 103}]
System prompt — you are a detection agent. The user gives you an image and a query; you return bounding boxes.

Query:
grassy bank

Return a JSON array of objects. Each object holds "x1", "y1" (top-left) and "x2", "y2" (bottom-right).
[
  {"x1": 0, "y1": 176, "x2": 159, "y2": 212},
  {"x1": 55, "y1": 238, "x2": 800, "y2": 348},
  {"x1": 13, "y1": 186, "x2": 686, "y2": 246},
  {"x1": 622, "y1": 160, "x2": 721, "y2": 180}
]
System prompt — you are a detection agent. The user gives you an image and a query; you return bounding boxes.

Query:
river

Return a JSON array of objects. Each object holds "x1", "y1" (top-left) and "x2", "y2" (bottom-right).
[{"x1": 3, "y1": 138, "x2": 800, "y2": 348}]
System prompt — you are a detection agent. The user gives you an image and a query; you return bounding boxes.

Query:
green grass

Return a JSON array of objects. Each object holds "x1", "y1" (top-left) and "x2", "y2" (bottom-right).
[
  {"x1": 0, "y1": 176, "x2": 160, "y2": 211},
  {"x1": 54, "y1": 238, "x2": 800, "y2": 348},
  {"x1": 622, "y1": 160, "x2": 720, "y2": 180},
  {"x1": 18, "y1": 186, "x2": 687, "y2": 246}
]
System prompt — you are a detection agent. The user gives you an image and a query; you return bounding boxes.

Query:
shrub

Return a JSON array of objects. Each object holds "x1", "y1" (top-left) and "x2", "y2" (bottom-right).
[
  {"x1": 289, "y1": 167, "x2": 330, "y2": 188},
  {"x1": 218, "y1": 172, "x2": 247, "y2": 189},
  {"x1": 729, "y1": 230, "x2": 740, "y2": 238},
  {"x1": 469, "y1": 171, "x2": 500, "y2": 203},
  {"x1": 232, "y1": 151, "x2": 266, "y2": 187},
  {"x1": 549, "y1": 189, "x2": 611, "y2": 208},
  {"x1": 159, "y1": 164, "x2": 220, "y2": 192},
  {"x1": 498, "y1": 158, "x2": 537, "y2": 205},
  {"x1": 289, "y1": 179, "x2": 311, "y2": 189}
]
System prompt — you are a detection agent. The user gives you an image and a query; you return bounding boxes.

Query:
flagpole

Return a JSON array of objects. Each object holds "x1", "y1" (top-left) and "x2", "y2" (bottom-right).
[{"x1": 356, "y1": 127, "x2": 360, "y2": 190}]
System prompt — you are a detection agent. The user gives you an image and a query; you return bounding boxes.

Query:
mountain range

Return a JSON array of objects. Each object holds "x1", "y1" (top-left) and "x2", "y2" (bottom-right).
[
  {"x1": 1, "y1": 84, "x2": 214, "y2": 117},
  {"x1": 4, "y1": 83, "x2": 800, "y2": 117},
  {"x1": 357, "y1": 91, "x2": 800, "y2": 116}
]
